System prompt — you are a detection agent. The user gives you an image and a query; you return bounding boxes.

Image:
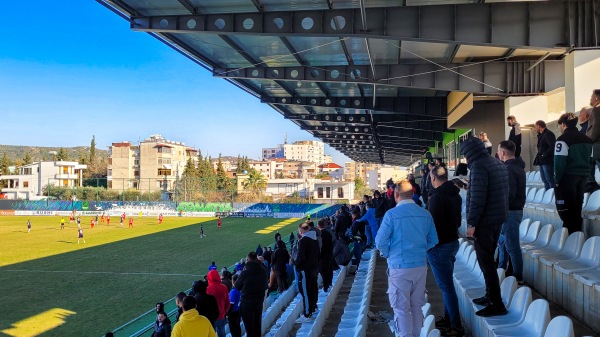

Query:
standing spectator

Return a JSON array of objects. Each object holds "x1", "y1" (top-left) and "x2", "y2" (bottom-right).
[
  {"x1": 460, "y1": 137, "x2": 509, "y2": 317},
  {"x1": 228, "y1": 274, "x2": 242, "y2": 337},
  {"x1": 27, "y1": 219, "x2": 31, "y2": 233},
  {"x1": 263, "y1": 246, "x2": 273, "y2": 271},
  {"x1": 235, "y1": 252, "x2": 268, "y2": 337},
  {"x1": 307, "y1": 221, "x2": 322, "y2": 252},
  {"x1": 534, "y1": 120, "x2": 556, "y2": 190},
  {"x1": 193, "y1": 280, "x2": 219, "y2": 325},
  {"x1": 425, "y1": 166, "x2": 463, "y2": 336},
  {"x1": 289, "y1": 232, "x2": 295, "y2": 247},
  {"x1": 507, "y1": 115, "x2": 522, "y2": 158},
  {"x1": 497, "y1": 140, "x2": 527, "y2": 285},
  {"x1": 317, "y1": 219, "x2": 335, "y2": 293},
  {"x1": 334, "y1": 206, "x2": 352, "y2": 239},
  {"x1": 375, "y1": 181, "x2": 438, "y2": 337},
  {"x1": 586, "y1": 90, "x2": 600, "y2": 192},
  {"x1": 272, "y1": 239, "x2": 290, "y2": 293},
  {"x1": 555, "y1": 112, "x2": 593, "y2": 234},
  {"x1": 479, "y1": 132, "x2": 493, "y2": 155},
  {"x1": 171, "y1": 296, "x2": 216, "y2": 337},
  {"x1": 175, "y1": 292, "x2": 186, "y2": 323},
  {"x1": 208, "y1": 262, "x2": 217, "y2": 271},
  {"x1": 357, "y1": 202, "x2": 378, "y2": 248},
  {"x1": 349, "y1": 209, "x2": 367, "y2": 271},
  {"x1": 580, "y1": 107, "x2": 591, "y2": 134},
  {"x1": 151, "y1": 311, "x2": 172, "y2": 337},
  {"x1": 372, "y1": 191, "x2": 387, "y2": 227},
  {"x1": 156, "y1": 302, "x2": 165, "y2": 314},
  {"x1": 221, "y1": 271, "x2": 233, "y2": 292},
  {"x1": 295, "y1": 222, "x2": 320, "y2": 323},
  {"x1": 275, "y1": 231, "x2": 282, "y2": 242},
  {"x1": 255, "y1": 244, "x2": 263, "y2": 257},
  {"x1": 207, "y1": 269, "x2": 230, "y2": 337},
  {"x1": 420, "y1": 168, "x2": 429, "y2": 204}
]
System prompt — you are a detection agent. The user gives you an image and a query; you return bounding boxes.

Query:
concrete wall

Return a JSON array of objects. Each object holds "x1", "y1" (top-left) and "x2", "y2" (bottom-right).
[
  {"x1": 450, "y1": 101, "x2": 505, "y2": 157},
  {"x1": 565, "y1": 50, "x2": 600, "y2": 113}
]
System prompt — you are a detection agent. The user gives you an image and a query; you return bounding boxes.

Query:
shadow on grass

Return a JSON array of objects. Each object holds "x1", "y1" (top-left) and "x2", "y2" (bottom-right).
[{"x1": 0, "y1": 217, "x2": 302, "y2": 337}]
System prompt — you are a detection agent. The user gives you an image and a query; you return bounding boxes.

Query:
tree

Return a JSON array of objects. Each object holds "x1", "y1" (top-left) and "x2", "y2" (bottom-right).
[
  {"x1": 183, "y1": 157, "x2": 198, "y2": 177},
  {"x1": 354, "y1": 176, "x2": 372, "y2": 198},
  {"x1": 1, "y1": 153, "x2": 10, "y2": 188},
  {"x1": 244, "y1": 168, "x2": 267, "y2": 193},
  {"x1": 90, "y1": 135, "x2": 97, "y2": 163},
  {"x1": 56, "y1": 148, "x2": 69, "y2": 161},
  {"x1": 216, "y1": 156, "x2": 232, "y2": 191},
  {"x1": 316, "y1": 172, "x2": 330, "y2": 179},
  {"x1": 23, "y1": 151, "x2": 32, "y2": 165},
  {"x1": 78, "y1": 149, "x2": 86, "y2": 164}
]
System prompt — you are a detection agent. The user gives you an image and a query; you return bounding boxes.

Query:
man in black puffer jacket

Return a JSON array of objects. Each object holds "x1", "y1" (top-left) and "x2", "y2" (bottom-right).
[
  {"x1": 460, "y1": 137, "x2": 509, "y2": 318},
  {"x1": 426, "y1": 165, "x2": 463, "y2": 335}
]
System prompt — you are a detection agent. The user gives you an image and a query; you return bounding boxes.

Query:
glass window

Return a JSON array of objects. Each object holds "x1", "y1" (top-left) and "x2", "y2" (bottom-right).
[
  {"x1": 63, "y1": 180, "x2": 69, "y2": 186},
  {"x1": 338, "y1": 187, "x2": 344, "y2": 198},
  {"x1": 23, "y1": 181, "x2": 29, "y2": 188},
  {"x1": 108, "y1": 169, "x2": 112, "y2": 176},
  {"x1": 317, "y1": 187, "x2": 323, "y2": 198},
  {"x1": 326, "y1": 187, "x2": 331, "y2": 198},
  {"x1": 158, "y1": 169, "x2": 172, "y2": 176}
]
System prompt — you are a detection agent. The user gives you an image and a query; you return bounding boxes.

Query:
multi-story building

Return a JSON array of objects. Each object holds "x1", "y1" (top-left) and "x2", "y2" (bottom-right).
[
  {"x1": 344, "y1": 162, "x2": 381, "y2": 182},
  {"x1": 108, "y1": 134, "x2": 198, "y2": 192},
  {"x1": 366, "y1": 166, "x2": 409, "y2": 191},
  {"x1": 262, "y1": 140, "x2": 326, "y2": 165},
  {"x1": 0, "y1": 161, "x2": 87, "y2": 200}
]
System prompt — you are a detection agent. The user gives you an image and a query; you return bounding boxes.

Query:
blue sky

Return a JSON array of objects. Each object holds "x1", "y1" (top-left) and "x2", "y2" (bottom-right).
[{"x1": 0, "y1": 1, "x2": 349, "y2": 164}]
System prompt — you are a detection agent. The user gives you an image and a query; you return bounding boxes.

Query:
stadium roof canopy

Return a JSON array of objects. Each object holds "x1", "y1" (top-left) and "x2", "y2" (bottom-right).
[{"x1": 98, "y1": 0, "x2": 597, "y2": 166}]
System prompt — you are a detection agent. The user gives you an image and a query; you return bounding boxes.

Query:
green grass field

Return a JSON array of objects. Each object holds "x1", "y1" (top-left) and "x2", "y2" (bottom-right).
[{"x1": 0, "y1": 215, "x2": 304, "y2": 337}]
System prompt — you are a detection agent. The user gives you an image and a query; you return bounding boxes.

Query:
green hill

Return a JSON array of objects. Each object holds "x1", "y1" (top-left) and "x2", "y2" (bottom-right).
[{"x1": 0, "y1": 144, "x2": 107, "y2": 163}]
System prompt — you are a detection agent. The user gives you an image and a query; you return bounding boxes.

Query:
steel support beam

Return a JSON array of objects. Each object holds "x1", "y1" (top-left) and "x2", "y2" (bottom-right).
[
  {"x1": 130, "y1": 3, "x2": 576, "y2": 49},
  {"x1": 268, "y1": 96, "x2": 447, "y2": 117},
  {"x1": 217, "y1": 61, "x2": 560, "y2": 94}
]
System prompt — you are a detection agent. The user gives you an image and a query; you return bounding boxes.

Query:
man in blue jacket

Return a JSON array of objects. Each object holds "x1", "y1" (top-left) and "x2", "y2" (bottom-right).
[
  {"x1": 376, "y1": 180, "x2": 438, "y2": 337},
  {"x1": 358, "y1": 202, "x2": 378, "y2": 248}
]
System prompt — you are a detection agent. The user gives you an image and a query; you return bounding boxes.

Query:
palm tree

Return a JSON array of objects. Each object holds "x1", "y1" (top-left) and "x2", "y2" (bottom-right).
[{"x1": 244, "y1": 168, "x2": 267, "y2": 193}]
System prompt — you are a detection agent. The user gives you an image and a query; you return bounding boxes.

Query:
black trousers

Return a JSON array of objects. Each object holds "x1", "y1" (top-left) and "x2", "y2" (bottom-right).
[
  {"x1": 297, "y1": 268, "x2": 318, "y2": 317},
  {"x1": 556, "y1": 174, "x2": 587, "y2": 234},
  {"x1": 319, "y1": 257, "x2": 334, "y2": 291},
  {"x1": 240, "y1": 302, "x2": 262, "y2": 337},
  {"x1": 473, "y1": 224, "x2": 502, "y2": 306},
  {"x1": 227, "y1": 310, "x2": 241, "y2": 337},
  {"x1": 275, "y1": 269, "x2": 287, "y2": 293}
]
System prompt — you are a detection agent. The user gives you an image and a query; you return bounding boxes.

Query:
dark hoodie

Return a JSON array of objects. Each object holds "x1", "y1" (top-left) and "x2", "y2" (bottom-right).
[
  {"x1": 426, "y1": 180, "x2": 461, "y2": 246},
  {"x1": 152, "y1": 316, "x2": 172, "y2": 337},
  {"x1": 460, "y1": 137, "x2": 509, "y2": 228},
  {"x1": 505, "y1": 157, "x2": 526, "y2": 211},
  {"x1": 206, "y1": 269, "x2": 230, "y2": 320},
  {"x1": 295, "y1": 230, "x2": 319, "y2": 272},
  {"x1": 192, "y1": 280, "x2": 220, "y2": 325},
  {"x1": 235, "y1": 261, "x2": 268, "y2": 306}
]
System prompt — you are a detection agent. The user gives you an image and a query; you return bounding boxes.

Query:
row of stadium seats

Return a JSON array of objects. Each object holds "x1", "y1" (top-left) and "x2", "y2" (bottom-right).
[
  {"x1": 518, "y1": 219, "x2": 600, "y2": 334},
  {"x1": 454, "y1": 237, "x2": 576, "y2": 337}
]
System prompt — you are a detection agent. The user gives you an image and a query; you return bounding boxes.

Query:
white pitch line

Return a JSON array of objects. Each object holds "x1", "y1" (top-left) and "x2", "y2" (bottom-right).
[{"x1": 2, "y1": 269, "x2": 201, "y2": 277}]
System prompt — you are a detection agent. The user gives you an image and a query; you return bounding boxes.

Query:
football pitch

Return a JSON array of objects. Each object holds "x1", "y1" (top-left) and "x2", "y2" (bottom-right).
[{"x1": 0, "y1": 215, "x2": 304, "y2": 337}]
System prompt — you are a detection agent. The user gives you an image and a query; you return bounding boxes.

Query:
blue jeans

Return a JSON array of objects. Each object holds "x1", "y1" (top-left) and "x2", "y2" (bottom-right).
[
  {"x1": 427, "y1": 240, "x2": 461, "y2": 328},
  {"x1": 369, "y1": 224, "x2": 378, "y2": 245},
  {"x1": 214, "y1": 318, "x2": 227, "y2": 337},
  {"x1": 539, "y1": 164, "x2": 555, "y2": 190},
  {"x1": 498, "y1": 210, "x2": 524, "y2": 281},
  {"x1": 352, "y1": 240, "x2": 365, "y2": 266}
]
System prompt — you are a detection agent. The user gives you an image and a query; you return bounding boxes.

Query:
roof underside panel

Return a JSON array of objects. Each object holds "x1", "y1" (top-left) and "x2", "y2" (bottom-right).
[
  {"x1": 228, "y1": 35, "x2": 301, "y2": 67},
  {"x1": 176, "y1": 34, "x2": 253, "y2": 68},
  {"x1": 398, "y1": 41, "x2": 453, "y2": 64},
  {"x1": 286, "y1": 37, "x2": 349, "y2": 66},
  {"x1": 126, "y1": 0, "x2": 190, "y2": 15},
  {"x1": 188, "y1": 0, "x2": 258, "y2": 14},
  {"x1": 260, "y1": 0, "x2": 330, "y2": 11},
  {"x1": 243, "y1": 78, "x2": 290, "y2": 96},
  {"x1": 322, "y1": 82, "x2": 362, "y2": 97}
]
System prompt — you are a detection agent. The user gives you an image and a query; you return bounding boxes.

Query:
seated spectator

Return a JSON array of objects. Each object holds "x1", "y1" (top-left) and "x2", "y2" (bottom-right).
[
  {"x1": 228, "y1": 274, "x2": 242, "y2": 337},
  {"x1": 156, "y1": 302, "x2": 165, "y2": 314},
  {"x1": 256, "y1": 244, "x2": 263, "y2": 256},
  {"x1": 171, "y1": 296, "x2": 216, "y2": 337},
  {"x1": 192, "y1": 280, "x2": 219, "y2": 325},
  {"x1": 151, "y1": 311, "x2": 172, "y2": 337}
]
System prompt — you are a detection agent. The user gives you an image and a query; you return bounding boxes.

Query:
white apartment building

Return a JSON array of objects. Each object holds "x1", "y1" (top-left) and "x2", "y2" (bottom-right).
[
  {"x1": 0, "y1": 161, "x2": 87, "y2": 200},
  {"x1": 262, "y1": 140, "x2": 327, "y2": 165},
  {"x1": 366, "y1": 166, "x2": 409, "y2": 191},
  {"x1": 108, "y1": 134, "x2": 198, "y2": 192}
]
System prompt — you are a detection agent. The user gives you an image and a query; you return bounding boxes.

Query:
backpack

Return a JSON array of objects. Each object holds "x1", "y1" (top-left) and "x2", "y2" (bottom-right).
[{"x1": 333, "y1": 239, "x2": 352, "y2": 266}]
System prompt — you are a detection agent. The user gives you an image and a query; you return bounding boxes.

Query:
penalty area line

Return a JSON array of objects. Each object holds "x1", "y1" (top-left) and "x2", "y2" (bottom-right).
[{"x1": 2, "y1": 269, "x2": 202, "y2": 277}]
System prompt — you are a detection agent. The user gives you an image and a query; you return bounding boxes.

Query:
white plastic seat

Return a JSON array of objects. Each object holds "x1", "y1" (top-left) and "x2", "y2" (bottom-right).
[
  {"x1": 541, "y1": 316, "x2": 574, "y2": 337},
  {"x1": 582, "y1": 190, "x2": 600, "y2": 213},
  {"x1": 482, "y1": 286, "x2": 532, "y2": 337},
  {"x1": 524, "y1": 228, "x2": 568, "y2": 290},
  {"x1": 521, "y1": 224, "x2": 554, "y2": 253},
  {"x1": 519, "y1": 219, "x2": 532, "y2": 240},
  {"x1": 492, "y1": 299, "x2": 550, "y2": 337},
  {"x1": 461, "y1": 269, "x2": 505, "y2": 330},
  {"x1": 419, "y1": 315, "x2": 434, "y2": 337},
  {"x1": 521, "y1": 221, "x2": 541, "y2": 245},
  {"x1": 427, "y1": 329, "x2": 441, "y2": 337},
  {"x1": 525, "y1": 188, "x2": 538, "y2": 203},
  {"x1": 534, "y1": 189, "x2": 554, "y2": 223},
  {"x1": 421, "y1": 302, "x2": 431, "y2": 318},
  {"x1": 456, "y1": 245, "x2": 474, "y2": 267},
  {"x1": 553, "y1": 236, "x2": 600, "y2": 308},
  {"x1": 472, "y1": 276, "x2": 517, "y2": 335},
  {"x1": 537, "y1": 232, "x2": 586, "y2": 299}
]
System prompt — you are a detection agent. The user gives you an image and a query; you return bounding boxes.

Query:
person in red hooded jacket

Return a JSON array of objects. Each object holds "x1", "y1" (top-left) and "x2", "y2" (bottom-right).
[{"x1": 206, "y1": 269, "x2": 231, "y2": 337}]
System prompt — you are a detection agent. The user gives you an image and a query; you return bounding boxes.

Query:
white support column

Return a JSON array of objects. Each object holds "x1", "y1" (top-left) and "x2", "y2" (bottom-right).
[{"x1": 565, "y1": 50, "x2": 600, "y2": 113}]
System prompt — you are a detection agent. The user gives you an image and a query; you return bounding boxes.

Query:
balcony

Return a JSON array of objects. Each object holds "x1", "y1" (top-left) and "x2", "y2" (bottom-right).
[{"x1": 55, "y1": 173, "x2": 78, "y2": 180}]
